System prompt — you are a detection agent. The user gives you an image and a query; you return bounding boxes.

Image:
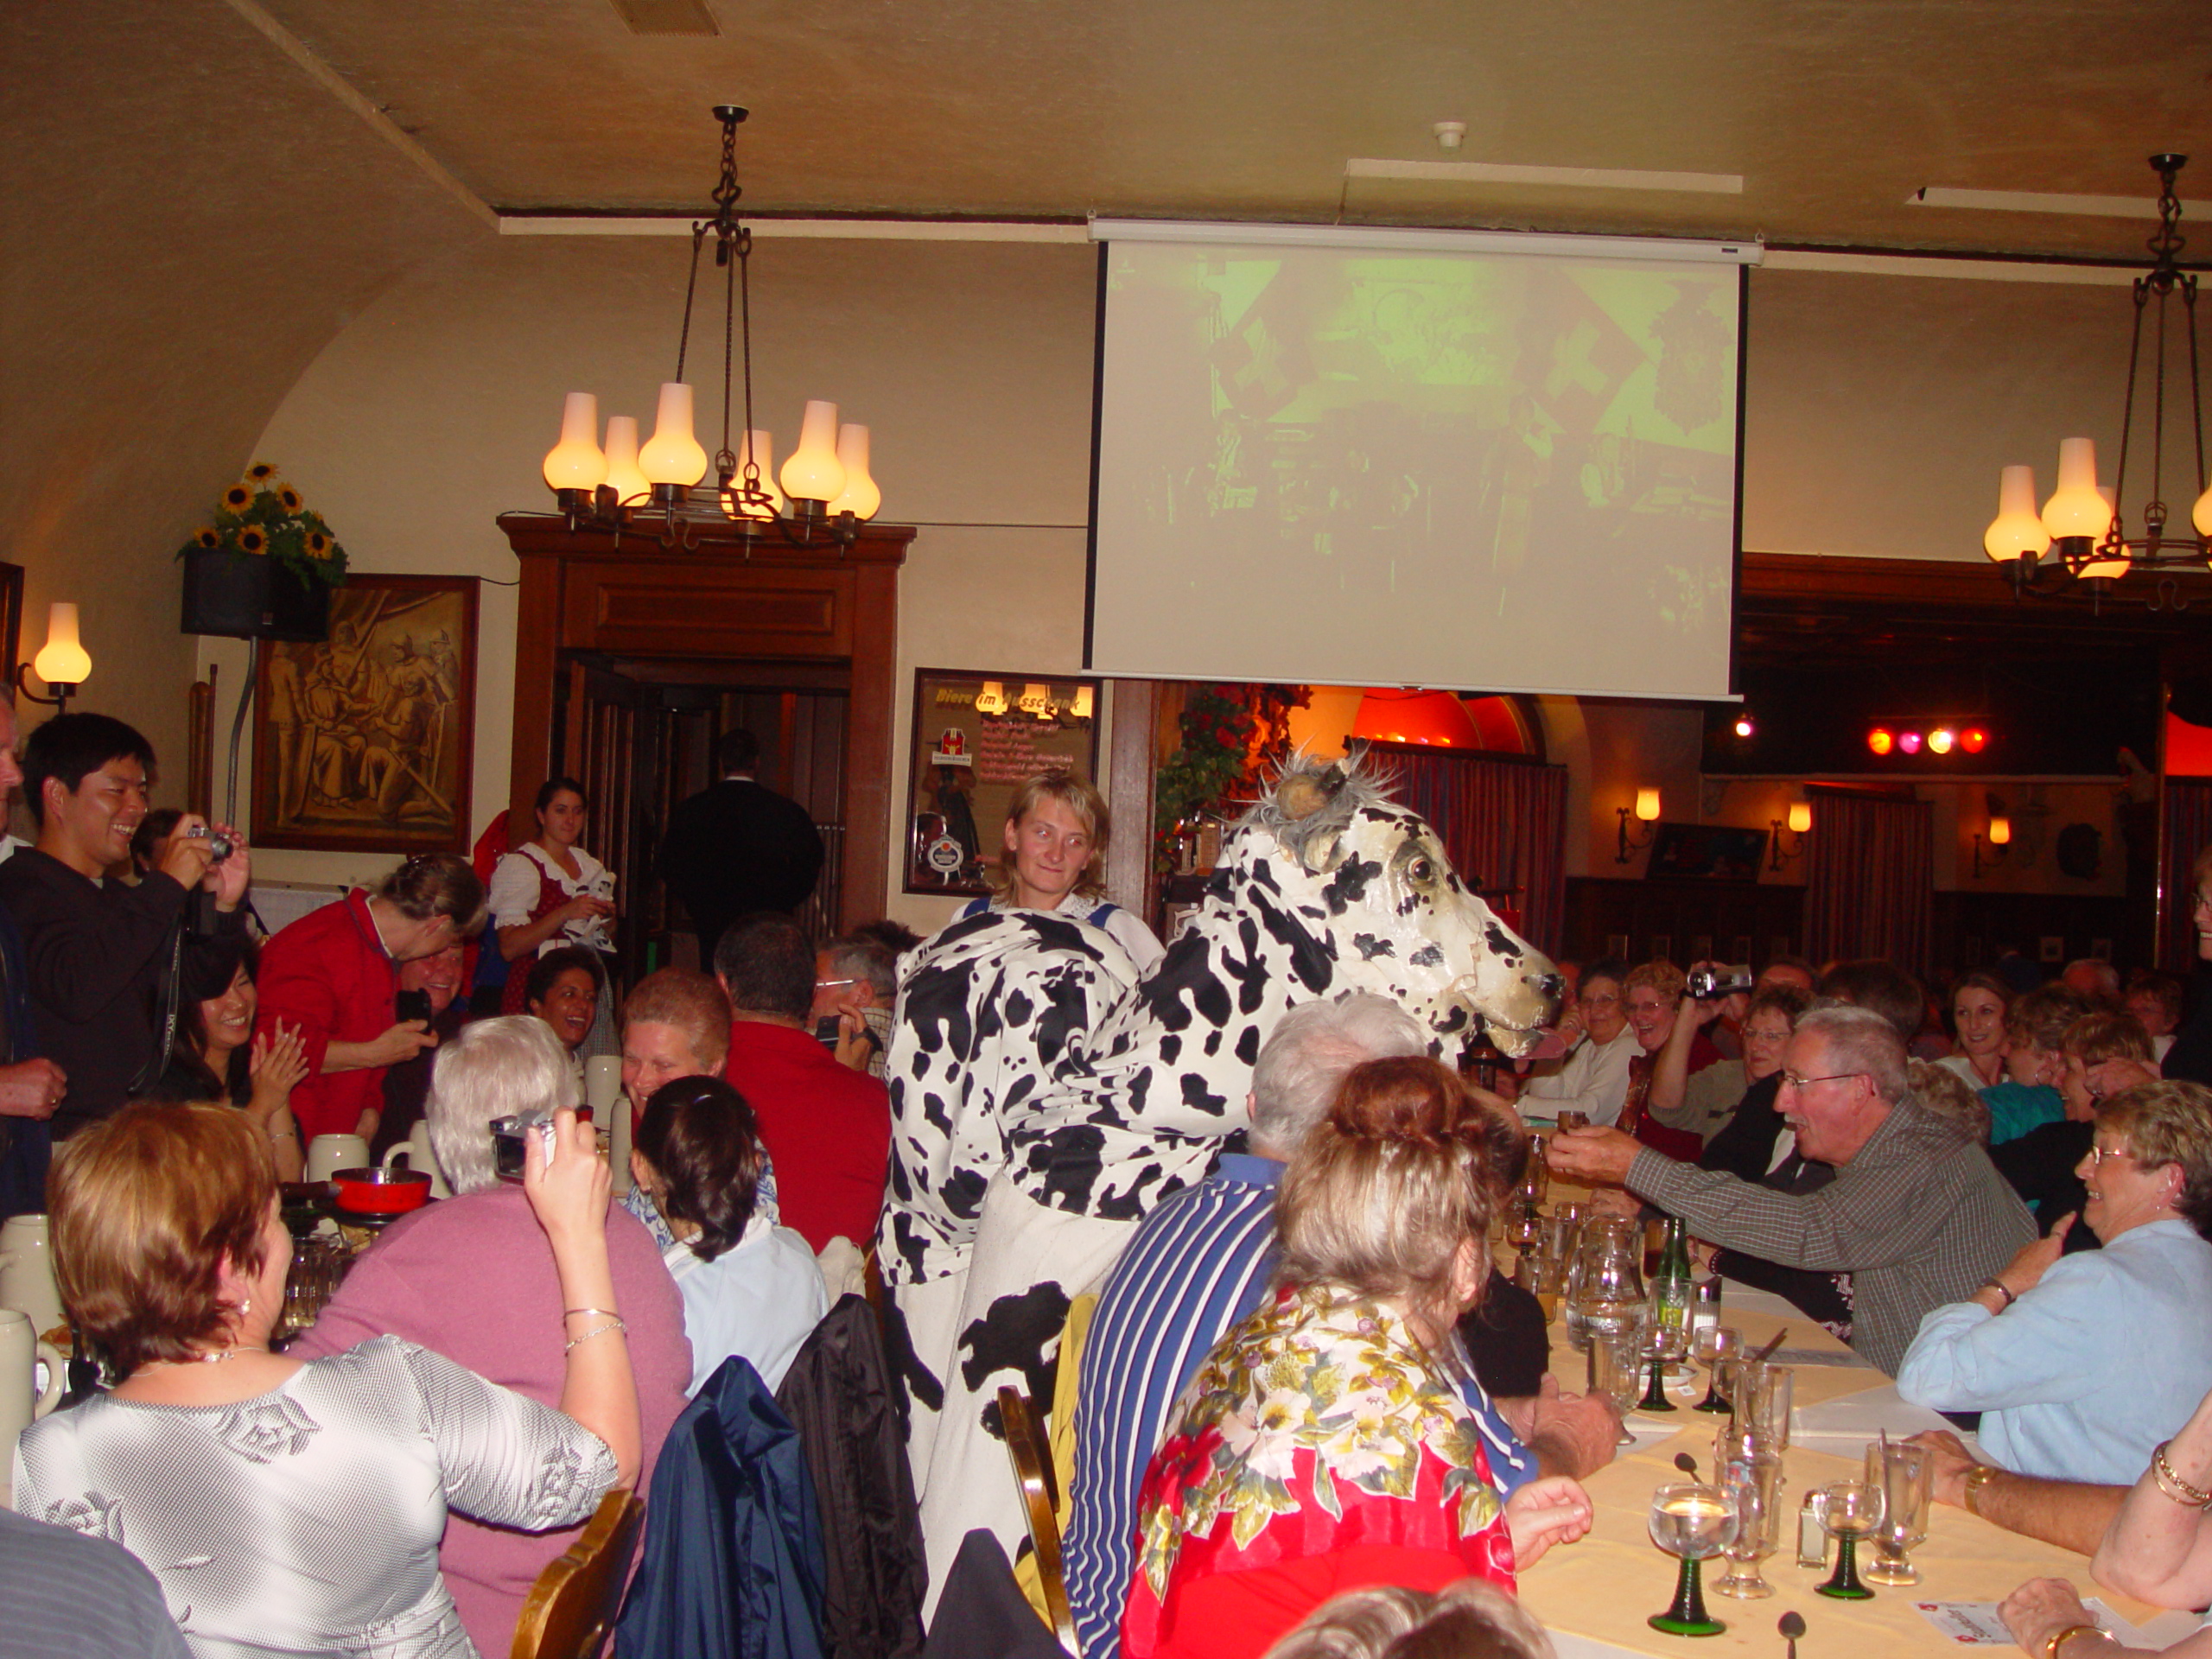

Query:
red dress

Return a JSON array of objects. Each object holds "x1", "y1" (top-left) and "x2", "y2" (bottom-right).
[{"x1": 1121, "y1": 1284, "x2": 1516, "y2": 1659}]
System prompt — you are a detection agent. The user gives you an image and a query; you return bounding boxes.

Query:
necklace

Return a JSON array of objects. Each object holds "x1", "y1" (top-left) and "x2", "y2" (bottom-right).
[{"x1": 141, "y1": 1346, "x2": 271, "y2": 1370}]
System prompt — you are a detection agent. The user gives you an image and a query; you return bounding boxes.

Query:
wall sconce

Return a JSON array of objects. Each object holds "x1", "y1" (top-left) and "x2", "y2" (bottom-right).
[
  {"x1": 1617, "y1": 786, "x2": 1661, "y2": 863},
  {"x1": 1973, "y1": 814, "x2": 2012, "y2": 879},
  {"x1": 17, "y1": 602, "x2": 90, "y2": 712},
  {"x1": 1770, "y1": 800, "x2": 1812, "y2": 870}
]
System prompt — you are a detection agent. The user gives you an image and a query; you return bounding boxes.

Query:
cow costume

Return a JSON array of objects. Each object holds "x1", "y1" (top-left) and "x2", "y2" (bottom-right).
[{"x1": 877, "y1": 750, "x2": 1563, "y2": 1592}]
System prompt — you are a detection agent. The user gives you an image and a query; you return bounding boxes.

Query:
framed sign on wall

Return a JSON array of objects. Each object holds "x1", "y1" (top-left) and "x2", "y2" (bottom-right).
[
  {"x1": 906, "y1": 667, "x2": 1103, "y2": 898},
  {"x1": 251, "y1": 574, "x2": 478, "y2": 852}
]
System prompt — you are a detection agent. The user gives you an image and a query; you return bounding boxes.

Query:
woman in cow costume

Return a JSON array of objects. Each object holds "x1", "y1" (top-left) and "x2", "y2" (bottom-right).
[{"x1": 879, "y1": 749, "x2": 1564, "y2": 1591}]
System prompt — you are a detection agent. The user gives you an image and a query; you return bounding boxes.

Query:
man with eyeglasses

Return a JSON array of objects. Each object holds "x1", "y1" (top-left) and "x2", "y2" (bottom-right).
[
  {"x1": 1522, "y1": 956, "x2": 1637, "y2": 1128},
  {"x1": 1548, "y1": 1003, "x2": 2034, "y2": 1375}
]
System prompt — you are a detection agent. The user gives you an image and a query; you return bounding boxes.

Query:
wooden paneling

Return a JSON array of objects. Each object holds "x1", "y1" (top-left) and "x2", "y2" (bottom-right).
[
  {"x1": 1562, "y1": 877, "x2": 1807, "y2": 969},
  {"x1": 1105, "y1": 678, "x2": 1164, "y2": 922}
]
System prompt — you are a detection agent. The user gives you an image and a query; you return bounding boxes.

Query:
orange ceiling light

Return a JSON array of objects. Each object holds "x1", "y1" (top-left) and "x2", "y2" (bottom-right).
[{"x1": 1867, "y1": 728, "x2": 1895, "y2": 756}]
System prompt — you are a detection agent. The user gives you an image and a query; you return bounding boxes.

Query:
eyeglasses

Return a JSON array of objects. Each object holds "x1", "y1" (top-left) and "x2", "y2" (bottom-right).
[
  {"x1": 1624, "y1": 1000, "x2": 1669, "y2": 1015},
  {"x1": 2086, "y1": 1143, "x2": 2136, "y2": 1168},
  {"x1": 1780, "y1": 1071, "x2": 1864, "y2": 1091},
  {"x1": 815, "y1": 976, "x2": 861, "y2": 990},
  {"x1": 1580, "y1": 993, "x2": 1621, "y2": 1008}
]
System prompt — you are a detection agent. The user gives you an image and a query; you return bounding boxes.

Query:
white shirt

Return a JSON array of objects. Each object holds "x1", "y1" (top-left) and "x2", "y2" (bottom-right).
[
  {"x1": 1522, "y1": 1025, "x2": 1636, "y2": 1126},
  {"x1": 487, "y1": 843, "x2": 612, "y2": 955},
  {"x1": 662, "y1": 1215, "x2": 829, "y2": 1395}
]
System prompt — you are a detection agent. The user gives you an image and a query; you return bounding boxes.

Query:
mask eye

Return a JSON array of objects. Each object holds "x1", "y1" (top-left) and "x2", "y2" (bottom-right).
[{"x1": 1407, "y1": 856, "x2": 1434, "y2": 885}]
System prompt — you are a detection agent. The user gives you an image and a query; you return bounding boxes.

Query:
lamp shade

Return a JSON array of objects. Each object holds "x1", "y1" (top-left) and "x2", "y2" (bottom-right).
[
  {"x1": 2196, "y1": 479, "x2": 2212, "y2": 540},
  {"x1": 779, "y1": 400, "x2": 847, "y2": 504},
  {"x1": 34, "y1": 602, "x2": 90, "y2": 686},
  {"x1": 825, "y1": 423, "x2": 880, "y2": 519},
  {"x1": 1633, "y1": 787, "x2": 1661, "y2": 822},
  {"x1": 542, "y1": 392, "x2": 608, "y2": 493},
  {"x1": 601, "y1": 416, "x2": 652, "y2": 507},
  {"x1": 1984, "y1": 465, "x2": 2051, "y2": 563},
  {"x1": 638, "y1": 383, "x2": 709, "y2": 487},
  {"x1": 1787, "y1": 801, "x2": 1812, "y2": 835},
  {"x1": 2041, "y1": 437, "x2": 2114, "y2": 540},
  {"x1": 2077, "y1": 486, "x2": 2133, "y2": 580},
  {"x1": 1988, "y1": 815, "x2": 2012, "y2": 847},
  {"x1": 721, "y1": 430, "x2": 785, "y2": 521}
]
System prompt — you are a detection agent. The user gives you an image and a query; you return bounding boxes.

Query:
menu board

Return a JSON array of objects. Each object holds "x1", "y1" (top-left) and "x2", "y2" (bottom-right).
[{"x1": 906, "y1": 668, "x2": 1103, "y2": 897}]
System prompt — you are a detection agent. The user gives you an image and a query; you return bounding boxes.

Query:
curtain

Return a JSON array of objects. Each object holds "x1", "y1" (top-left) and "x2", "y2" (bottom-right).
[
  {"x1": 1368, "y1": 743, "x2": 1570, "y2": 957},
  {"x1": 2161, "y1": 782, "x2": 2212, "y2": 970},
  {"x1": 1801, "y1": 786, "x2": 1933, "y2": 976}
]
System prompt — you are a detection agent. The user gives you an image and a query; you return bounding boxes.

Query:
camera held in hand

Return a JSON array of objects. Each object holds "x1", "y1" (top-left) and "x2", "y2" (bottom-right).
[
  {"x1": 184, "y1": 824, "x2": 233, "y2": 864},
  {"x1": 490, "y1": 1107, "x2": 556, "y2": 1184},
  {"x1": 1686, "y1": 963, "x2": 1754, "y2": 999}
]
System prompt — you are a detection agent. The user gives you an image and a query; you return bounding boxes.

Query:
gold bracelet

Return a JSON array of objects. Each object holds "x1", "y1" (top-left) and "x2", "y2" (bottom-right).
[
  {"x1": 1962, "y1": 1464, "x2": 1999, "y2": 1516},
  {"x1": 563, "y1": 1318, "x2": 627, "y2": 1353},
  {"x1": 2044, "y1": 1623, "x2": 2114, "y2": 1659},
  {"x1": 1980, "y1": 1278, "x2": 2017, "y2": 1310},
  {"x1": 2152, "y1": 1440, "x2": 2212, "y2": 1508}
]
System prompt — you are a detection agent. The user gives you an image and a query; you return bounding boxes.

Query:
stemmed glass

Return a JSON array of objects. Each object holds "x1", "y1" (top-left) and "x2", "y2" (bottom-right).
[
  {"x1": 1810, "y1": 1479, "x2": 1885, "y2": 1599},
  {"x1": 1638, "y1": 1303, "x2": 1688, "y2": 1413},
  {"x1": 1714, "y1": 1457, "x2": 1786, "y2": 1600},
  {"x1": 1864, "y1": 1440, "x2": 1934, "y2": 1586},
  {"x1": 1648, "y1": 1481, "x2": 1740, "y2": 1637},
  {"x1": 1693, "y1": 1325, "x2": 1741, "y2": 1413}
]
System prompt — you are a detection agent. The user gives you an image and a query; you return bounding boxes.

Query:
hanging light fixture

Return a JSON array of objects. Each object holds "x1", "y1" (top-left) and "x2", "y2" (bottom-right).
[
  {"x1": 1985, "y1": 155, "x2": 2211, "y2": 599},
  {"x1": 537, "y1": 105, "x2": 880, "y2": 550}
]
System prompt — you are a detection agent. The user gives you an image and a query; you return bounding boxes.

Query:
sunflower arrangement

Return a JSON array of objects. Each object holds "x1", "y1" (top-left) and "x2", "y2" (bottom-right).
[{"x1": 177, "y1": 462, "x2": 348, "y2": 587}]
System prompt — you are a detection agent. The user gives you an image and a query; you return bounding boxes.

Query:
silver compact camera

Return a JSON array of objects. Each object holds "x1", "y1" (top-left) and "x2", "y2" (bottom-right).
[
  {"x1": 184, "y1": 824, "x2": 234, "y2": 864},
  {"x1": 489, "y1": 1109, "x2": 557, "y2": 1183}
]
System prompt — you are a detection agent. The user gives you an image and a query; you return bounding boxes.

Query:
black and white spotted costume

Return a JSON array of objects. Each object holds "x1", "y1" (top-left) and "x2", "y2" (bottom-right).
[{"x1": 877, "y1": 753, "x2": 1563, "y2": 1593}]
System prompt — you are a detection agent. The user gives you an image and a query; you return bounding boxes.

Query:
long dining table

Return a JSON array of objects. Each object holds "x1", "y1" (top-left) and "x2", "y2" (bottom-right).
[{"x1": 1518, "y1": 1285, "x2": 2203, "y2": 1657}]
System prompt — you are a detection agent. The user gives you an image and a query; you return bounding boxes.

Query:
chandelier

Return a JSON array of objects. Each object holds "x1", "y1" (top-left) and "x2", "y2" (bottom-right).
[
  {"x1": 1984, "y1": 155, "x2": 2212, "y2": 597},
  {"x1": 538, "y1": 105, "x2": 880, "y2": 550}
]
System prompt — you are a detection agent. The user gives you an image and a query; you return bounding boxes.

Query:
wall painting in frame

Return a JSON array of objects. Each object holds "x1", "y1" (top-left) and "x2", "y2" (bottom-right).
[{"x1": 251, "y1": 574, "x2": 478, "y2": 853}]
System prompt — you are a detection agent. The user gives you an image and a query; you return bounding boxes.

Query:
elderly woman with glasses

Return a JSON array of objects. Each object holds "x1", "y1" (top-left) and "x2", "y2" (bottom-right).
[
  {"x1": 1897, "y1": 1080, "x2": 2212, "y2": 1486},
  {"x1": 1521, "y1": 956, "x2": 1635, "y2": 1128}
]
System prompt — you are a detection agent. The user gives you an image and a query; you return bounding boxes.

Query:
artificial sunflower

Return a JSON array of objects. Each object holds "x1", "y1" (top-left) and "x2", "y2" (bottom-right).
[
  {"x1": 222, "y1": 483, "x2": 254, "y2": 512},
  {"x1": 305, "y1": 531, "x2": 331, "y2": 559},
  {"x1": 245, "y1": 461, "x2": 277, "y2": 483},
  {"x1": 194, "y1": 527, "x2": 221, "y2": 550},
  {"x1": 237, "y1": 525, "x2": 269, "y2": 556},
  {"x1": 278, "y1": 487, "x2": 303, "y2": 515}
]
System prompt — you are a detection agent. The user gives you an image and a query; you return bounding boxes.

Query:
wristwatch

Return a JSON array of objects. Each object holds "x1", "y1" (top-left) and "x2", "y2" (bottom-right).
[{"x1": 1962, "y1": 1464, "x2": 1999, "y2": 1516}]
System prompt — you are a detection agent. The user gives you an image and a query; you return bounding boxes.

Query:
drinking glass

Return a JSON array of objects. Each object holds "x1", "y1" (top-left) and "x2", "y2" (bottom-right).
[
  {"x1": 1566, "y1": 1218, "x2": 1646, "y2": 1353},
  {"x1": 1558, "y1": 1109, "x2": 1591, "y2": 1133},
  {"x1": 1732, "y1": 1361, "x2": 1794, "y2": 1453},
  {"x1": 1647, "y1": 1481, "x2": 1739, "y2": 1637},
  {"x1": 1714, "y1": 1456, "x2": 1785, "y2": 1600},
  {"x1": 1810, "y1": 1479, "x2": 1885, "y2": 1599},
  {"x1": 1864, "y1": 1440, "x2": 1934, "y2": 1586},
  {"x1": 1588, "y1": 1331, "x2": 1642, "y2": 1446},
  {"x1": 1638, "y1": 1297, "x2": 1688, "y2": 1412},
  {"x1": 1693, "y1": 1325, "x2": 1741, "y2": 1413}
]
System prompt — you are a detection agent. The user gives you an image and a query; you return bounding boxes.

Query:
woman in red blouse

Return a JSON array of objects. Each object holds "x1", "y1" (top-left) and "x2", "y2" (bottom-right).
[{"x1": 1122, "y1": 1058, "x2": 1592, "y2": 1659}]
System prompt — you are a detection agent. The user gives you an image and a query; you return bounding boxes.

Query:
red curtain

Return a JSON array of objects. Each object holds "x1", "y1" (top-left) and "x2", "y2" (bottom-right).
[
  {"x1": 1367, "y1": 744, "x2": 1570, "y2": 956},
  {"x1": 2160, "y1": 782, "x2": 2212, "y2": 969},
  {"x1": 1802, "y1": 786, "x2": 1933, "y2": 976}
]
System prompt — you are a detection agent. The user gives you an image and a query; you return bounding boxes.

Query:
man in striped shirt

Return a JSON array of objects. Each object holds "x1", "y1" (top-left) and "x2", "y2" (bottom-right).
[{"x1": 1064, "y1": 995, "x2": 1619, "y2": 1659}]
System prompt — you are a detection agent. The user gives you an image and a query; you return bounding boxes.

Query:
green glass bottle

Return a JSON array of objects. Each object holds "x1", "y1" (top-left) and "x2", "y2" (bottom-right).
[{"x1": 1639, "y1": 1217, "x2": 1694, "y2": 1412}]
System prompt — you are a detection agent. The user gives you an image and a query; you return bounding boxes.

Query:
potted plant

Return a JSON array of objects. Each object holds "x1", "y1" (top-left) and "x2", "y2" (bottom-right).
[{"x1": 176, "y1": 462, "x2": 349, "y2": 641}]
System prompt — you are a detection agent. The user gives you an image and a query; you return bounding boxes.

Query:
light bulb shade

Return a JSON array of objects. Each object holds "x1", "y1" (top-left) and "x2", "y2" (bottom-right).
[
  {"x1": 826, "y1": 424, "x2": 881, "y2": 519},
  {"x1": 976, "y1": 681, "x2": 1008, "y2": 715},
  {"x1": 1633, "y1": 787, "x2": 1661, "y2": 823},
  {"x1": 779, "y1": 400, "x2": 847, "y2": 504},
  {"x1": 1787, "y1": 802, "x2": 1812, "y2": 835},
  {"x1": 1961, "y1": 728, "x2": 1989, "y2": 753},
  {"x1": 1928, "y1": 727, "x2": 1956, "y2": 754},
  {"x1": 638, "y1": 383, "x2": 709, "y2": 487},
  {"x1": 1867, "y1": 728, "x2": 1894, "y2": 756},
  {"x1": 542, "y1": 392, "x2": 608, "y2": 493},
  {"x1": 601, "y1": 416, "x2": 652, "y2": 507},
  {"x1": 34, "y1": 602, "x2": 90, "y2": 685},
  {"x1": 1020, "y1": 683, "x2": 1052, "y2": 718},
  {"x1": 1985, "y1": 465, "x2": 2051, "y2": 562},
  {"x1": 1898, "y1": 730, "x2": 1924, "y2": 754},
  {"x1": 721, "y1": 430, "x2": 785, "y2": 521},
  {"x1": 1071, "y1": 685, "x2": 1094, "y2": 719},
  {"x1": 2195, "y1": 480, "x2": 2212, "y2": 540},
  {"x1": 1988, "y1": 816, "x2": 2012, "y2": 847},
  {"x1": 2079, "y1": 485, "x2": 2132, "y2": 578},
  {"x1": 2041, "y1": 437, "x2": 2113, "y2": 540}
]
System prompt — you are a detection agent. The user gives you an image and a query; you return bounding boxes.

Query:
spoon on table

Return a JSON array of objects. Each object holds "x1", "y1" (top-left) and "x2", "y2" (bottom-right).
[
  {"x1": 1748, "y1": 1327, "x2": 1791, "y2": 1364},
  {"x1": 1779, "y1": 1610, "x2": 1805, "y2": 1659},
  {"x1": 1675, "y1": 1452, "x2": 1700, "y2": 1481}
]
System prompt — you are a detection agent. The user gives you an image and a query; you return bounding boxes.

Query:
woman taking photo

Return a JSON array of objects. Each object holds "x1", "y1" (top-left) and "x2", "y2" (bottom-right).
[
  {"x1": 146, "y1": 947, "x2": 310, "y2": 1181},
  {"x1": 12, "y1": 1097, "x2": 638, "y2": 1659},
  {"x1": 490, "y1": 778, "x2": 617, "y2": 1027},
  {"x1": 1121, "y1": 1056, "x2": 1592, "y2": 1659},
  {"x1": 960, "y1": 771, "x2": 1163, "y2": 971},
  {"x1": 1937, "y1": 971, "x2": 2014, "y2": 1090}
]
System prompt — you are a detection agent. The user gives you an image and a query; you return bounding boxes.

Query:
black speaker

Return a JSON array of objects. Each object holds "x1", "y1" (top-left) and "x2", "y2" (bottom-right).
[{"x1": 180, "y1": 548, "x2": 329, "y2": 642}]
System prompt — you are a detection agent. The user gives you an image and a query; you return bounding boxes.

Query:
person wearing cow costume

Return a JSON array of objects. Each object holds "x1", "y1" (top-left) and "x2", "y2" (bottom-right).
[
  {"x1": 958, "y1": 769, "x2": 1165, "y2": 972},
  {"x1": 879, "y1": 747, "x2": 1564, "y2": 1597}
]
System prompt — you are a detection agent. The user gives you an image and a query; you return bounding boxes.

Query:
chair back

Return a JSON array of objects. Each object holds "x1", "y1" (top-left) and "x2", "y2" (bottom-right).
[
  {"x1": 511, "y1": 1488, "x2": 645, "y2": 1659},
  {"x1": 996, "y1": 1385, "x2": 1077, "y2": 1654}
]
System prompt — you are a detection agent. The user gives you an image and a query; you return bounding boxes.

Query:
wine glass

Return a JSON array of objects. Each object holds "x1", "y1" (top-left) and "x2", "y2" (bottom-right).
[
  {"x1": 1810, "y1": 1478, "x2": 1885, "y2": 1599},
  {"x1": 1693, "y1": 1324, "x2": 1741, "y2": 1414},
  {"x1": 1638, "y1": 1299, "x2": 1688, "y2": 1413},
  {"x1": 1864, "y1": 1440, "x2": 1934, "y2": 1586},
  {"x1": 1647, "y1": 1481, "x2": 1740, "y2": 1636},
  {"x1": 1714, "y1": 1457, "x2": 1785, "y2": 1600}
]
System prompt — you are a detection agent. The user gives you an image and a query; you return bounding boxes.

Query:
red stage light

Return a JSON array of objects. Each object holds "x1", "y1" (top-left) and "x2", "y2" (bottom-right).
[
  {"x1": 1898, "y1": 730, "x2": 1924, "y2": 754},
  {"x1": 1867, "y1": 728, "x2": 1895, "y2": 756},
  {"x1": 1961, "y1": 728, "x2": 1989, "y2": 753}
]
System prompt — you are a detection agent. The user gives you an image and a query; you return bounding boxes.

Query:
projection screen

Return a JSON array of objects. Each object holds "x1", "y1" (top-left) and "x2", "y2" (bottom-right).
[{"x1": 1085, "y1": 221, "x2": 1758, "y2": 700}]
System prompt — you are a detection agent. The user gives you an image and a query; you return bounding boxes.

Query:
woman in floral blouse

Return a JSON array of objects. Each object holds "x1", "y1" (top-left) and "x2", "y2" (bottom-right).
[{"x1": 1122, "y1": 1057, "x2": 1594, "y2": 1659}]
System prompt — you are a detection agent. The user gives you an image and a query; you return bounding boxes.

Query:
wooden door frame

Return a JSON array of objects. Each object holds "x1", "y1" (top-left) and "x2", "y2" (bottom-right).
[{"x1": 497, "y1": 515, "x2": 912, "y2": 931}]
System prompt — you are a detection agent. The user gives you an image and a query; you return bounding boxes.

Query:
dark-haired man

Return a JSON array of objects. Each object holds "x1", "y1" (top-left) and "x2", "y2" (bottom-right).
[
  {"x1": 0, "y1": 713, "x2": 248, "y2": 1135},
  {"x1": 714, "y1": 912, "x2": 888, "y2": 1252},
  {"x1": 655, "y1": 728, "x2": 824, "y2": 963}
]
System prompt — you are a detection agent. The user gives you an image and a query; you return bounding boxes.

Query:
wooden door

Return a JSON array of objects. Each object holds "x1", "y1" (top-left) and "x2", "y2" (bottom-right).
[{"x1": 555, "y1": 659, "x2": 659, "y2": 982}]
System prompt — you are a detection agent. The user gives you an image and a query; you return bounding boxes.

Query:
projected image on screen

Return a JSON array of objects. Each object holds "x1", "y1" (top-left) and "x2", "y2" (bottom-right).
[{"x1": 1088, "y1": 235, "x2": 1744, "y2": 700}]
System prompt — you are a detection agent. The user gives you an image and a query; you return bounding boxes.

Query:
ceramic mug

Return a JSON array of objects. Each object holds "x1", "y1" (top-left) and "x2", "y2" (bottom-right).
[
  {"x1": 583, "y1": 1055, "x2": 623, "y2": 1115},
  {"x1": 0, "y1": 1213, "x2": 64, "y2": 1341},
  {"x1": 380, "y1": 1122, "x2": 450, "y2": 1200},
  {"x1": 0, "y1": 1307, "x2": 65, "y2": 1450},
  {"x1": 306, "y1": 1134, "x2": 372, "y2": 1185}
]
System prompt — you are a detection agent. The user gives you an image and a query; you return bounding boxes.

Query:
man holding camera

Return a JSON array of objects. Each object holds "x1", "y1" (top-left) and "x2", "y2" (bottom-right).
[{"x1": 0, "y1": 713, "x2": 250, "y2": 1139}]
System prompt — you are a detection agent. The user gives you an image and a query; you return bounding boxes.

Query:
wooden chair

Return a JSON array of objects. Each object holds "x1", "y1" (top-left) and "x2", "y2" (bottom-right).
[
  {"x1": 997, "y1": 1384, "x2": 1080, "y2": 1656},
  {"x1": 509, "y1": 1489, "x2": 645, "y2": 1659}
]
